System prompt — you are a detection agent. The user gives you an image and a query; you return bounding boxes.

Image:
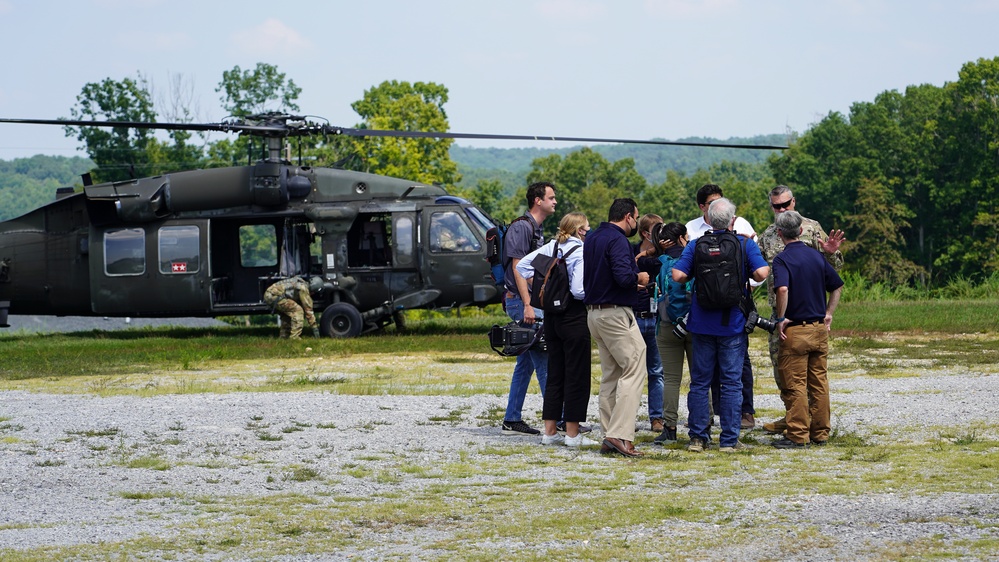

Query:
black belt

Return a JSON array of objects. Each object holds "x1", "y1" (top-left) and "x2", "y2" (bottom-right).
[
  {"x1": 587, "y1": 303, "x2": 623, "y2": 310},
  {"x1": 636, "y1": 311, "x2": 656, "y2": 319},
  {"x1": 787, "y1": 319, "x2": 824, "y2": 327}
]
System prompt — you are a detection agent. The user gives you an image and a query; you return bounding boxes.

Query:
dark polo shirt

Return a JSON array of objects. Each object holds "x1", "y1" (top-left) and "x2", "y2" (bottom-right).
[
  {"x1": 583, "y1": 222, "x2": 640, "y2": 307},
  {"x1": 773, "y1": 241, "x2": 844, "y2": 321}
]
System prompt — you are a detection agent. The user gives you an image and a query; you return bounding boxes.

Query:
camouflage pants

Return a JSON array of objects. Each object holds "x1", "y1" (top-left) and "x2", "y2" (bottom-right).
[{"x1": 274, "y1": 298, "x2": 307, "y2": 339}]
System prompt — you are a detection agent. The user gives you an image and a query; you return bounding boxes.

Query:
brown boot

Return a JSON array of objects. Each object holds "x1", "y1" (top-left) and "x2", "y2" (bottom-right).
[
  {"x1": 762, "y1": 418, "x2": 788, "y2": 434},
  {"x1": 740, "y1": 413, "x2": 756, "y2": 429}
]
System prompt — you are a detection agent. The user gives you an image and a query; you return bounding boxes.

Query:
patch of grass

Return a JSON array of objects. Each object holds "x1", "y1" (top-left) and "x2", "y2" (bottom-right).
[
  {"x1": 119, "y1": 490, "x2": 175, "y2": 500},
  {"x1": 125, "y1": 455, "x2": 171, "y2": 471},
  {"x1": 65, "y1": 427, "x2": 119, "y2": 438},
  {"x1": 33, "y1": 458, "x2": 65, "y2": 467},
  {"x1": 284, "y1": 467, "x2": 321, "y2": 482}
]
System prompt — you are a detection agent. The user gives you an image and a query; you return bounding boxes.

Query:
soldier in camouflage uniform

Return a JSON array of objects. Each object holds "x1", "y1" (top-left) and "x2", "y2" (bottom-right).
[
  {"x1": 263, "y1": 276, "x2": 320, "y2": 339},
  {"x1": 757, "y1": 186, "x2": 845, "y2": 434}
]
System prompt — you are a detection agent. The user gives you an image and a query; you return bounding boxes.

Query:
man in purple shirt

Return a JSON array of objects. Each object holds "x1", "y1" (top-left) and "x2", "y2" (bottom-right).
[
  {"x1": 672, "y1": 198, "x2": 769, "y2": 453},
  {"x1": 583, "y1": 198, "x2": 650, "y2": 458}
]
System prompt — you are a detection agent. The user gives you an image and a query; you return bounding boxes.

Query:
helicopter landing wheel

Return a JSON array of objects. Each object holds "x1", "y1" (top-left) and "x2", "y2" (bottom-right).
[{"x1": 320, "y1": 303, "x2": 363, "y2": 338}]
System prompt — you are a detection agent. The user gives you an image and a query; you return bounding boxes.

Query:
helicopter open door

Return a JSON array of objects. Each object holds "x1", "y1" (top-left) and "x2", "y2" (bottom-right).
[{"x1": 89, "y1": 220, "x2": 211, "y2": 316}]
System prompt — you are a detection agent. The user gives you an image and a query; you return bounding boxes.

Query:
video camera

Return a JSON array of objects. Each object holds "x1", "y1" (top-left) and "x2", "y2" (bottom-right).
[{"x1": 488, "y1": 321, "x2": 546, "y2": 357}]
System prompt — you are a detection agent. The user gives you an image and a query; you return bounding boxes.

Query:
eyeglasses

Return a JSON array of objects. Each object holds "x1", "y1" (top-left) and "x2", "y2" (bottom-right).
[{"x1": 771, "y1": 198, "x2": 793, "y2": 210}]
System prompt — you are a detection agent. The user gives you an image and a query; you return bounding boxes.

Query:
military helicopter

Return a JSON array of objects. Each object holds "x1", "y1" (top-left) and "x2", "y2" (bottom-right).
[{"x1": 0, "y1": 114, "x2": 786, "y2": 337}]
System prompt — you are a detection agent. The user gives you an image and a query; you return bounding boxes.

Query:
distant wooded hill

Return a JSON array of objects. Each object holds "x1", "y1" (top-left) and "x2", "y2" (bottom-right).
[
  {"x1": 0, "y1": 135, "x2": 783, "y2": 220},
  {"x1": 451, "y1": 134, "x2": 786, "y2": 192}
]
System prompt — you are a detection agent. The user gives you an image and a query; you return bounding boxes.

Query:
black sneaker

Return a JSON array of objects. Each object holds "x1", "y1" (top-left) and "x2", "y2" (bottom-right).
[
  {"x1": 772, "y1": 436, "x2": 807, "y2": 449},
  {"x1": 653, "y1": 426, "x2": 678, "y2": 445},
  {"x1": 556, "y1": 421, "x2": 592, "y2": 434},
  {"x1": 501, "y1": 421, "x2": 540, "y2": 435}
]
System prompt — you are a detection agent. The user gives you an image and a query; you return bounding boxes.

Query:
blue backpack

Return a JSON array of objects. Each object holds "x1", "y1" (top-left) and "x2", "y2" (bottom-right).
[{"x1": 656, "y1": 253, "x2": 692, "y2": 324}]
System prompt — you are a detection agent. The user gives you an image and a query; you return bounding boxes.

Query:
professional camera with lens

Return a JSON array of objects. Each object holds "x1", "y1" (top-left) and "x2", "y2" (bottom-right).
[
  {"x1": 488, "y1": 321, "x2": 546, "y2": 356},
  {"x1": 744, "y1": 310, "x2": 777, "y2": 334},
  {"x1": 672, "y1": 313, "x2": 690, "y2": 339}
]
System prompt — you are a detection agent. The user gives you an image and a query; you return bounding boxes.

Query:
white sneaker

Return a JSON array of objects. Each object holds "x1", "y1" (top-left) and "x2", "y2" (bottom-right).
[
  {"x1": 541, "y1": 433, "x2": 565, "y2": 445},
  {"x1": 564, "y1": 433, "x2": 599, "y2": 447}
]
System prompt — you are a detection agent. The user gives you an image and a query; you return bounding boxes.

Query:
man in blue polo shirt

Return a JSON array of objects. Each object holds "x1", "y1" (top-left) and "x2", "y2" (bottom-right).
[
  {"x1": 771, "y1": 211, "x2": 844, "y2": 449},
  {"x1": 672, "y1": 197, "x2": 769, "y2": 453}
]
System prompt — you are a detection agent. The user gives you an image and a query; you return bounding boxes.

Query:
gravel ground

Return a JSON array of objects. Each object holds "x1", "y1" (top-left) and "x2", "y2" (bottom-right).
[{"x1": 1, "y1": 363, "x2": 998, "y2": 559}]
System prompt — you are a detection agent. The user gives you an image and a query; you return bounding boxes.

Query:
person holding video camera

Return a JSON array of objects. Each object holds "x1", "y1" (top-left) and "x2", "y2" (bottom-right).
[
  {"x1": 671, "y1": 198, "x2": 769, "y2": 453},
  {"x1": 771, "y1": 211, "x2": 844, "y2": 449}
]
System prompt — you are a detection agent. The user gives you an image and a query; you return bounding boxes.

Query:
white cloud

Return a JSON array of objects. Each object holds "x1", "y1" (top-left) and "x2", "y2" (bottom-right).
[{"x1": 230, "y1": 18, "x2": 311, "y2": 57}]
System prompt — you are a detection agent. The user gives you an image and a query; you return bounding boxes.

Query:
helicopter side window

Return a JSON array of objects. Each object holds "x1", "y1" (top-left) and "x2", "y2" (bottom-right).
[
  {"x1": 238, "y1": 225, "x2": 278, "y2": 268},
  {"x1": 158, "y1": 225, "x2": 200, "y2": 274},
  {"x1": 104, "y1": 228, "x2": 145, "y2": 276},
  {"x1": 430, "y1": 211, "x2": 480, "y2": 253},
  {"x1": 348, "y1": 215, "x2": 392, "y2": 267}
]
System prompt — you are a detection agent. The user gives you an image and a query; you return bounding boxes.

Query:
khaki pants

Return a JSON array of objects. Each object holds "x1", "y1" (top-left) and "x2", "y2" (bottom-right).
[
  {"x1": 587, "y1": 306, "x2": 647, "y2": 442},
  {"x1": 777, "y1": 323, "x2": 830, "y2": 444}
]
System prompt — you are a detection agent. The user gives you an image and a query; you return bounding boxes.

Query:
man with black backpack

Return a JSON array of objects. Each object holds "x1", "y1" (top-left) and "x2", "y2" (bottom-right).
[
  {"x1": 672, "y1": 198, "x2": 769, "y2": 453},
  {"x1": 686, "y1": 183, "x2": 760, "y2": 430},
  {"x1": 500, "y1": 181, "x2": 557, "y2": 436}
]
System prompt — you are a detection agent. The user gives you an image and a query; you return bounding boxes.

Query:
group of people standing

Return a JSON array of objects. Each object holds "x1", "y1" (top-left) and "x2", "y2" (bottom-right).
[{"x1": 500, "y1": 181, "x2": 845, "y2": 456}]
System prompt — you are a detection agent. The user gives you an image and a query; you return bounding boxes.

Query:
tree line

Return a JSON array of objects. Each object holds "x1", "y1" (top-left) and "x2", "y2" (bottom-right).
[{"x1": 6, "y1": 57, "x2": 999, "y2": 288}]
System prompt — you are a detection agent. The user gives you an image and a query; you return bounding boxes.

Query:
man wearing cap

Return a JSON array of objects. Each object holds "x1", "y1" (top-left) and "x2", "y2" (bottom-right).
[{"x1": 771, "y1": 210, "x2": 845, "y2": 449}]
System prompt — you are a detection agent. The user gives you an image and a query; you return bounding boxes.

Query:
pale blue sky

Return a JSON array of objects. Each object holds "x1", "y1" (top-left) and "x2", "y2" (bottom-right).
[{"x1": 1, "y1": 0, "x2": 996, "y2": 160}]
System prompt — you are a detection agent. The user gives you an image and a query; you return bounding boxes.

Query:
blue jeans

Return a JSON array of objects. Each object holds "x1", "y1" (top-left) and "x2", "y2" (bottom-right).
[
  {"x1": 688, "y1": 333, "x2": 745, "y2": 447},
  {"x1": 712, "y1": 334, "x2": 755, "y2": 416},
  {"x1": 503, "y1": 294, "x2": 548, "y2": 422},
  {"x1": 637, "y1": 316, "x2": 664, "y2": 420}
]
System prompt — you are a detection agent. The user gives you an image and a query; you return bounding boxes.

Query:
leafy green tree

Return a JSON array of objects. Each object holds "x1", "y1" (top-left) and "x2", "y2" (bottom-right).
[
  {"x1": 216, "y1": 63, "x2": 301, "y2": 118},
  {"x1": 844, "y1": 178, "x2": 924, "y2": 284},
  {"x1": 934, "y1": 57, "x2": 999, "y2": 279},
  {"x1": 210, "y1": 63, "x2": 303, "y2": 167},
  {"x1": 64, "y1": 76, "x2": 158, "y2": 183},
  {"x1": 65, "y1": 76, "x2": 205, "y2": 182},
  {"x1": 334, "y1": 80, "x2": 460, "y2": 187}
]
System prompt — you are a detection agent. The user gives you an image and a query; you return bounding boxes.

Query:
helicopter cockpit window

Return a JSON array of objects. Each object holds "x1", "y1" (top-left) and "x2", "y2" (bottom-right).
[
  {"x1": 104, "y1": 228, "x2": 145, "y2": 276},
  {"x1": 158, "y1": 225, "x2": 200, "y2": 274},
  {"x1": 463, "y1": 206, "x2": 495, "y2": 238},
  {"x1": 239, "y1": 225, "x2": 277, "y2": 268},
  {"x1": 430, "y1": 211, "x2": 480, "y2": 253}
]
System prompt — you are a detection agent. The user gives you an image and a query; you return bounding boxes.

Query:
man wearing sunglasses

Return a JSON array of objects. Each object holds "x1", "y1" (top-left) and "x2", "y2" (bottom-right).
[{"x1": 758, "y1": 185, "x2": 845, "y2": 435}]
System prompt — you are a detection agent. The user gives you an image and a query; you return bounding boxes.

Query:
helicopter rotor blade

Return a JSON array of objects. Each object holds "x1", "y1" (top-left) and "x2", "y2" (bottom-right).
[
  {"x1": 0, "y1": 116, "x2": 788, "y2": 150},
  {"x1": 328, "y1": 127, "x2": 787, "y2": 150}
]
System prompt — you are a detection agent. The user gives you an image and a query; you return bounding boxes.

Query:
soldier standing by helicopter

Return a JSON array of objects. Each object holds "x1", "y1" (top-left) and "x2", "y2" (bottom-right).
[{"x1": 264, "y1": 277, "x2": 322, "y2": 339}]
